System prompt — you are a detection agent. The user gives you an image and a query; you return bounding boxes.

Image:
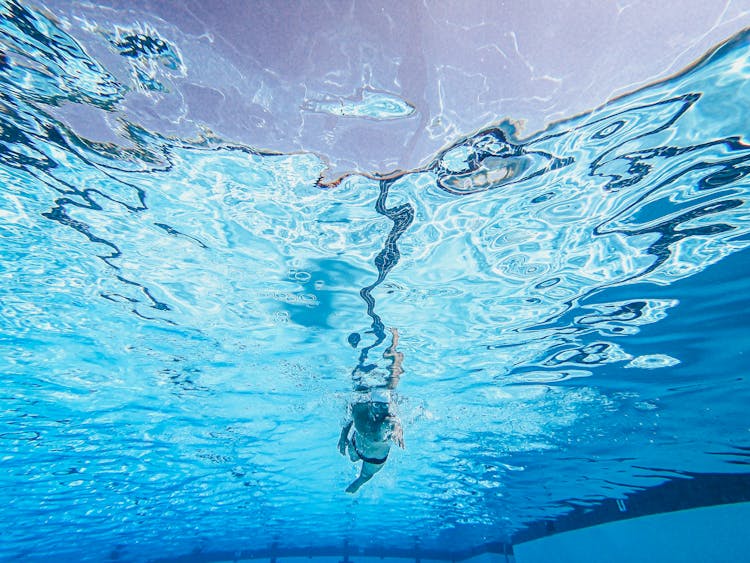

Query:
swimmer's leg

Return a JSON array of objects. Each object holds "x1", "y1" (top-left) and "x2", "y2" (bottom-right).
[{"x1": 346, "y1": 461, "x2": 383, "y2": 493}]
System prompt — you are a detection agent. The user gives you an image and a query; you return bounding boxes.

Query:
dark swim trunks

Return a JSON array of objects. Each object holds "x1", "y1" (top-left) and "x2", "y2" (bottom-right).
[{"x1": 351, "y1": 434, "x2": 388, "y2": 465}]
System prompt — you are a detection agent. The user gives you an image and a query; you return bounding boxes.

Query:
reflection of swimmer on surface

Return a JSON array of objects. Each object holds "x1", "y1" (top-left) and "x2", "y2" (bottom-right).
[{"x1": 338, "y1": 328, "x2": 404, "y2": 493}]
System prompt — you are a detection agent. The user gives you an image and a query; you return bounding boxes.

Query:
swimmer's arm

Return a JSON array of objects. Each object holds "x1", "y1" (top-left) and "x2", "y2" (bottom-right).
[
  {"x1": 388, "y1": 415, "x2": 405, "y2": 448},
  {"x1": 385, "y1": 358, "x2": 403, "y2": 389},
  {"x1": 383, "y1": 328, "x2": 404, "y2": 388},
  {"x1": 338, "y1": 420, "x2": 353, "y2": 455},
  {"x1": 383, "y1": 328, "x2": 400, "y2": 357}
]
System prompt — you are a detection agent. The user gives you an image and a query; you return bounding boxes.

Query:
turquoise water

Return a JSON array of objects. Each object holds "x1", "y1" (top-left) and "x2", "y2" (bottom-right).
[{"x1": 1, "y1": 1, "x2": 750, "y2": 561}]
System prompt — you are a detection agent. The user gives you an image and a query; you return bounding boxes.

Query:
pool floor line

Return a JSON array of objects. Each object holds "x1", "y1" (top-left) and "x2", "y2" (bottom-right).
[{"x1": 150, "y1": 541, "x2": 515, "y2": 563}]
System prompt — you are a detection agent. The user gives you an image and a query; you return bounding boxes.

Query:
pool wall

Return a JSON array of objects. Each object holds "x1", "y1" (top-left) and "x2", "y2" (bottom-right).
[{"x1": 514, "y1": 502, "x2": 750, "y2": 562}]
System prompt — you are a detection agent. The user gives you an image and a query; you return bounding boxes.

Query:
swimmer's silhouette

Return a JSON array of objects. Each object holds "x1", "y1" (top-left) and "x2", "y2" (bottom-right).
[{"x1": 338, "y1": 328, "x2": 404, "y2": 493}]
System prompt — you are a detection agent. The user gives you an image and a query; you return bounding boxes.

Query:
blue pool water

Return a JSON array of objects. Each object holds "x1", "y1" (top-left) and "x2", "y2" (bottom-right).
[{"x1": 1, "y1": 1, "x2": 750, "y2": 561}]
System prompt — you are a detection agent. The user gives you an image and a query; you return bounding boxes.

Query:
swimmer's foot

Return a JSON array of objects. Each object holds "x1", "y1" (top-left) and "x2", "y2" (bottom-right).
[{"x1": 346, "y1": 477, "x2": 365, "y2": 493}]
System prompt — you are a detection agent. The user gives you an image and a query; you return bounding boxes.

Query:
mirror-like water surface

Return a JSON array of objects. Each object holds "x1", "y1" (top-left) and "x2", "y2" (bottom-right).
[{"x1": 1, "y1": 1, "x2": 749, "y2": 560}]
